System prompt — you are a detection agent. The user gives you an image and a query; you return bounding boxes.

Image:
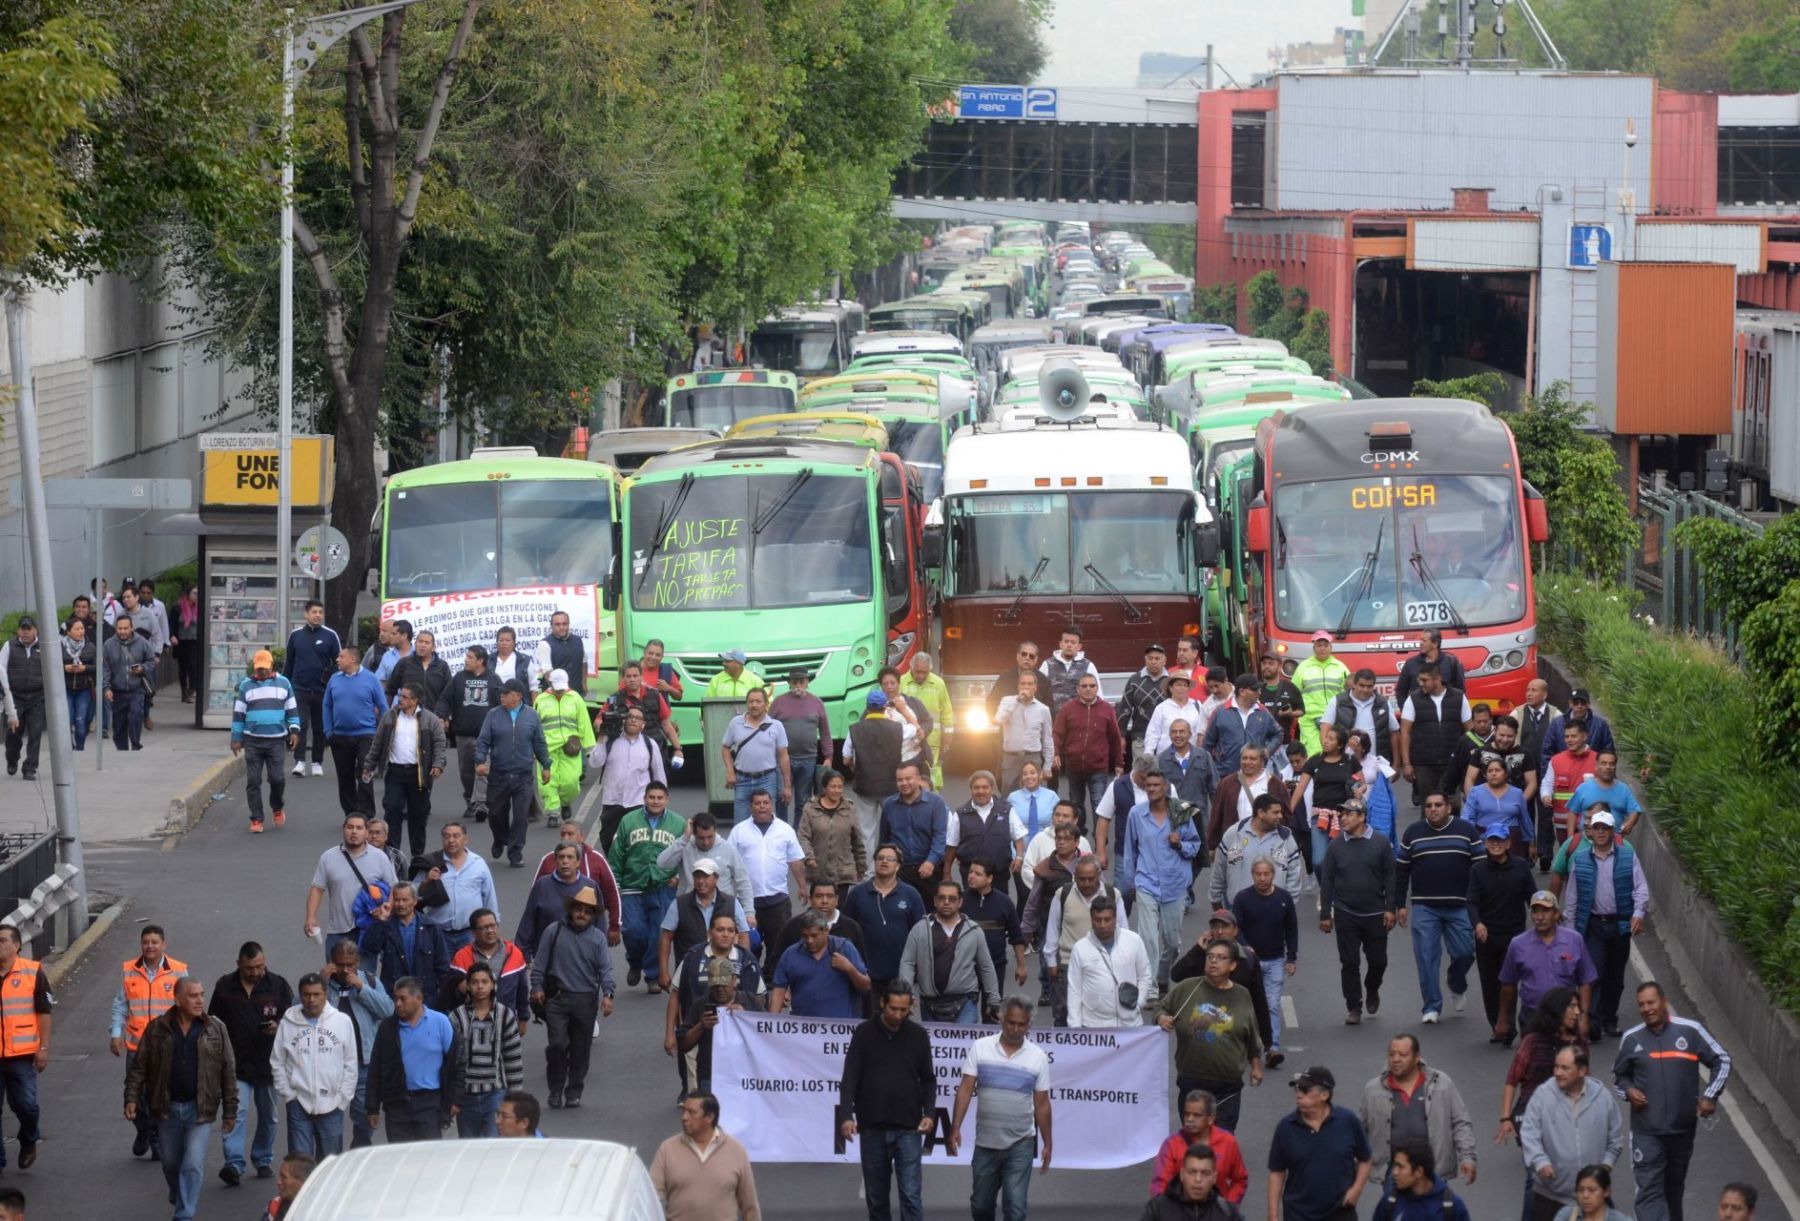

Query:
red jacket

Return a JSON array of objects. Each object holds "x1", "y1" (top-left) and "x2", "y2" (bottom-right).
[
  {"x1": 1149, "y1": 1126, "x2": 1248, "y2": 1202},
  {"x1": 1053, "y1": 697, "x2": 1125, "y2": 775},
  {"x1": 534, "y1": 845, "x2": 622, "y2": 933}
]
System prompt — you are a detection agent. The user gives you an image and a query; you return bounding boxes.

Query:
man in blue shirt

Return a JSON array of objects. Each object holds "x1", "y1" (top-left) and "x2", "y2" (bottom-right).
[
  {"x1": 1565, "y1": 750, "x2": 1642, "y2": 836},
  {"x1": 878, "y1": 761, "x2": 949, "y2": 896},
  {"x1": 768, "y1": 911, "x2": 870, "y2": 1017},
  {"x1": 843, "y1": 845, "x2": 925, "y2": 999},
  {"x1": 366, "y1": 976, "x2": 460, "y2": 1142},
  {"x1": 1119, "y1": 771, "x2": 1203, "y2": 1002},
  {"x1": 323, "y1": 646, "x2": 388, "y2": 817},
  {"x1": 417, "y1": 822, "x2": 499, "y2": 955},
  {"x1": 1269, "y1": 1065, "x2": 1374, "y2": 1221}
]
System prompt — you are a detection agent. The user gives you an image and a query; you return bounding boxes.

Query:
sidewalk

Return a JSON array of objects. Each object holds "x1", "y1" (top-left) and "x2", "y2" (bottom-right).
[{"x1": 0, "y1": 720, "x2": 240, "y2": 843}]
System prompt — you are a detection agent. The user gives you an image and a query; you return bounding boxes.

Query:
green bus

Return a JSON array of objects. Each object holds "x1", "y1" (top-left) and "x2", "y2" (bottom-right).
[
  {"x1": 620, "y1": 436, "x2": 931, "y2": 767},
  {"x1": 662, "y1": 369, "x2": 799, "y2": 431},
  {"x1": 377, "y1": 449, "x2": 619, "y2": 696}
]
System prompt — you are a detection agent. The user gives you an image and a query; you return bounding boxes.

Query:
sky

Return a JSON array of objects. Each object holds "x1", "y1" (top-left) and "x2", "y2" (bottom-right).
[{"x1": 1041, "y1": 0, "x2": 1361, "y2": 87}]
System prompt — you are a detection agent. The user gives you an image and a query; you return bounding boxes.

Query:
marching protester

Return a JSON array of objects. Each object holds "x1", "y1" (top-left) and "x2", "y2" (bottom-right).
[
  {"x1": 768, "y1": 878, "x2": 867, "y2": 965},
  {"x1": 533, "y1": 613, "x2": 587, "y2": 698},
  {"x1": 0, "y1": 619, "x2": 46, "y2": 780},
  {"x1": 437, "y1": 644, "x2": 498, "y2": 822},
  {"x1": 1613, "y1": 982, "x2": 1731, "y2": 1221},
  {"x1": 1230, "y1": 860, "x2": 1299, "y2": 1068},
  {"x1": 1170, "y1": 909, "x2": 1273, "y2": 1071},
  {"x1": 767, "y1": 910, "x2": 870, "y2": 1018},
  {"x1": 879, "y1": 761, "x2": 950, "y2": 897},
  {"x1": 948, "y1": 997, "x2": 1053, "y2": 1221},
  {"x1": 1371, "y1": 1142, "x2": 1473, "y2": 1221},
  {"x1": 534, "y1": 668, "x2": 594, "y2": 830},
  {"x1": 269, "y1": 973, "x2": 358, "y2": 1157},
  {"x1": 1395, "y1": 792, "x2": 1481, "y2": 1025},
  {"x1": 441, "y1": 908, "x2": 531, "y2": 1017},
  {"x1": 1496, "y1": 892, "x2": 1598, "y2": 1043},
  {"x1": 665, "y1": 911, "x2": 762, "y2": 1097},
  {"x1": 1267, "y1": 1066, "x2": 1374, "y2": 1221},
  {"x1": 362, "y1": 683, "x2": 449, "y2": 859},
  {"x1": 897, "y1": 878, "x2": 999, "y2": 1024},
  {"x1": 1519, "y1": 1046, "x2": 1623, "y2": 1221},
  {"x1": 528, "y1": 884, "x2": 614, "y2": 1110},
  {"x1": 283, "y1": 600, "x2": 341, "y2": 778},
  {"x1": 610, "y1": 782, "x2": 687, "y2": 990},
  {"x1": 323, "y1": 647, "x2": 386, "y2": 817},
  {"x1": 323, "y1": 941, "x2": 391, "y2": 1149},
  {"x1": 771, "y1": 666, "x2": 835, "y2": 813},
  {"x1": 1118, "y1": 643, "x2": 1172, "y2": 758},
  {"x1": 729, "y1": 789, "x2": 807, "y2": 974},
  {"x1": 650, "y1": 1092, "x2": 762, "y2": 1221},
  {"x1": 1148, "y1": 1089, "x2": 1249, "y2": 1204},
  {"x1": 798, "y1": 769, "x2": 867, "y2": 891},
  {"x1": 230, "y1": 651, "x2": 301, "y2": 834},
  {"x1": 1469, "y1": 823, "x2": 1538, "y2": 1043},
  {"x1": 473, "y1": 680, "x2": 552, "y2": 869},
  {"x1": 207, "y1": 942, "x2": 291, "y2": 1183},
  {"x1": 899, "y1": 653, "x2": 953, "y2": 790},
  {"x1": 1318, "y1": 798, "x2": 1397, "y2": 1025},
  {"x1": 719, "y1": 686, "x2": 791, "y2": 822},
  {"x1": 365, "y1": 978, "x2": 459, "y2": 1142},
  {"x1": 1120, "y1": 771, "x2": 1204, "y2": 1004},
  {"x1": 994, "y1": 671, "x2": 1054, "y2": 793},
  {"x1": 1157, "y1": 939, "x2": 1263, "y2": 1133},
  {"x1": 674, "y1": 955, "x2": 765, "y2": 1097},
  {"x1": 448, "y1": 962, "x2": 525, "y2": 1138},
  {"x1": 1054, "y1": 671, "x2": 1125, "y2": 830},
  {"x1": 59, "y1": 615, "x2": 96, "y2": 752},
  {"x1": 840, "y1": 982, "x2": 936, "y2": 1221},
  {"x1": 124, "y1": 977, "x2": 237, "y2": 1221},
  {"x1": 942, "y1": 770, "x2": 1027, "y2": 886},
  {"x1": 1560, "y1": 811, "x2": 1647, "y2": 1042},
  {"x1": 111, "y1": 925, "x2": 187, "y2": 1159},
  {"x1": 1356, "y1": 1034, "x2": 1477, "y2": 1191},
  {"x1": 1140, "y1": 1142, "x2": 1243, "y2": 1221},
  {"x1": 1202, "y1": 674, "x2": 1285, "y2": 782},
  {"x1": 1064, "y1": 893, "x2": 1151, "y2": 1029},
  {"x1": 845, "y1": 692, "x2": 906, "y2": 872}
]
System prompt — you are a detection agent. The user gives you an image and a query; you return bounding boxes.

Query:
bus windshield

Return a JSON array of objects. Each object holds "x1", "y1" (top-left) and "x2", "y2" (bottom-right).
[
  {"x1": 885, "y1": 420, "x2": 944, "y2": 501},
  {"x1": 947, "y1": 490, "x2": 1191, "y2": 595},
  {"x1": 1273, "y1": 475, "x2": 1527, "y2": 632},
  {"x1": 874, "y1": 309, "x2": 962, "y2": 337},
  {"x1": 749, "y1": 325, "x2": 839, "y2": 378},
  {"x1": 666, "y1": 386, "x2": 797, "y2": 431},
  {"x1": 385, "y1": 479, "x2": 613, "y2": 596},
  {"x1": 631, "y1": 472, "x2": 872, "y2": 611}
]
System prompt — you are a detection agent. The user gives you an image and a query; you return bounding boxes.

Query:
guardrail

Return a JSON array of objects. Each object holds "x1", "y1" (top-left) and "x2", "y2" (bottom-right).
[{"x1": 0, "y1": 832, "x2": 77, "y2": 958}]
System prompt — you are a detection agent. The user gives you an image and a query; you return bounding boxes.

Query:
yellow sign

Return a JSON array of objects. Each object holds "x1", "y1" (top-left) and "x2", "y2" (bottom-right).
[{"x1": 200, "y1": 436, "x2": 334, "y2": 508}]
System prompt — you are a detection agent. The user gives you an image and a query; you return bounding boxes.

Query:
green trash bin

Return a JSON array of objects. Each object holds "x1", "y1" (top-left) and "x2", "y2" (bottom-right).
[{"x1": 700, "y1": 697, "x2": 747, "y2": 817}]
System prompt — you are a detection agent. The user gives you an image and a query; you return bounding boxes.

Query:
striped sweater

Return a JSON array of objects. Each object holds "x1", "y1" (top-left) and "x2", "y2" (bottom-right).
[
  {"x1": 1396, "y1": 816, "x2": 1482, "y2": 906},
  {"x1": 232, "y1": 674, "x2": 301, "y2": 742},
  {"x1": 450, "y1": 1002, "x2": 524, "y2": 1094}
]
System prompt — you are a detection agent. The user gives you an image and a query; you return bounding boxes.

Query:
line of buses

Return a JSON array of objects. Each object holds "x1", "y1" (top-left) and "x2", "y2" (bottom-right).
[{"x1": 373, "y1": 220, "x2": 1547, "y2": 787}]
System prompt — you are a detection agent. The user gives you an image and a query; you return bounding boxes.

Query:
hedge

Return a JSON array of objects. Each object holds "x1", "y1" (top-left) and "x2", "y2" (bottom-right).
[{"x1": 1537, "y1": 572, "x2": 1800, "y2": 1012}]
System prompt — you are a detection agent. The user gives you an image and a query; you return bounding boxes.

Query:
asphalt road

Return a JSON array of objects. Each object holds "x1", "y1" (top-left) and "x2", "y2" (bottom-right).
[{"x1": 30, "y1": 762, "x2": 1792, "y2": 1220}]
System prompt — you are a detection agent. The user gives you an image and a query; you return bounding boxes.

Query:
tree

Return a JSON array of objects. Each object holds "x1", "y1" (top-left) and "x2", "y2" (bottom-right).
[
  {"x1": 950, "y1": 0, "x2": 1050, "y2": 83},
  {"x1": 1189, "y1": 282, "x2": 1237, "y2": 327},
  {"x1": 1503, "y1": 381, "x2": 1638, "y2": 576},
  {"x1": 1291, "y1": 307, "x2": 1333, "y2": 376},
  {"x1": 1413, "y1": 373, "x2": 1510, "y2": 407},
  {"x1": 1244, "y1": 271, "x2": 1285, "y2": 335}
]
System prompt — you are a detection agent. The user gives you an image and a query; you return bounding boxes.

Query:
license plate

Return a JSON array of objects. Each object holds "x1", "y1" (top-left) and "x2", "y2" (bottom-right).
[{"x1": 1405, "y1": 600, "x2": 1453, "y2": 627}]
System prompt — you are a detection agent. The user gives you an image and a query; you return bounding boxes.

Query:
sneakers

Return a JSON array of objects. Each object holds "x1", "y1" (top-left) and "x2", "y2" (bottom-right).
[
  {"x1": 249, "y1": 819, "x2": 265, "y2": 834},
  {"x1": 1422, "y1": 1010, "x2": 1441, "y2": 1024},
  {"x1": 273, "y1": 810, "x2": 286, "y2": 828},
  {"x1": 1345, "y1": 1009, "x2": 1363, "y2": 1025},
  {"x1": 292, "y1": 760, "x2": 307, "y2": 776},
  {"x1": 310, "y1": 762, "x2": 324, "y2": 777},
  {"x1": 546, "y1": 812, "x2": 562, "y2": 829},
  {"x1": 1452, "y1": 990, "x2": 1468, "y2": 1014},
  {"x1": 219, "y1": 1164, "x2": 242, "y2": 1187}
]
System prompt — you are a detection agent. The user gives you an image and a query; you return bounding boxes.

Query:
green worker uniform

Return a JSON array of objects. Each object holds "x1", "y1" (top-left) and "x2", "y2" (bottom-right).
[
  {"x1": 900, "y1": 671, "x2": 954, "y2": 788},
  {"x1": 534, "y1": 689, "x2": 594, "y2": 822},
  {"x1": 1293, "y1": 654, "x2": 1350, "y2": 756}
]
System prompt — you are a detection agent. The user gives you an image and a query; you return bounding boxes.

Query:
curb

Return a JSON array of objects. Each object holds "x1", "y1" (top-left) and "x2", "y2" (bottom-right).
[
  {"x1": 164, "y1": 753, "x2": 243, "y2": 836},
  {"x1": 46, "y1": 899, "x2": 127, "y2": 989}
]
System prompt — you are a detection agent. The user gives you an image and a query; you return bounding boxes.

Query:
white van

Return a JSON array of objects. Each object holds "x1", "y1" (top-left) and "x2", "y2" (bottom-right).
[{"x1": 286, "y1": 1139, "x2": 664, "y2": 1221}]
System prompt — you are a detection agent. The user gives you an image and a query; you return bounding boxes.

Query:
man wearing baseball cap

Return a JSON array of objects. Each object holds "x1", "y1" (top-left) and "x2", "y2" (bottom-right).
[
  {"x1": 230, "y1": 650, "x2": 301, "y2": 834},
  {"x1": 1293, "y1": 631, "x2": 1350, "y2": 756},
  {"x1": 1269, "y1": 1065, "x2": 1374, "y2": 1221},
  {"x1": 1467, "y1": 822, "x2": 1536, "y2": 1042},
  {"x1": 704, "y1": 648, "x2": 766, "y2": 701},
  {"x1": 1559, "y1": 809, "x2": 1646, "y2": 1041},
  {"x1": 533, "y1": 668, "x2": 594, "y2": 831},
  {"x1": 1495, "y1": 890, "x2": 1598, "y2": 1042},
  {"x1": 1118, "y1": 643, "x2": 1171, "y2": 758}
]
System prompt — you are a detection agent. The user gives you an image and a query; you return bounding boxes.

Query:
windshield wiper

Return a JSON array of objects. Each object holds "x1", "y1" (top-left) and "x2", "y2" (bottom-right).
[
  {"x1": 751, "y1": 468, "x2": 814, "y2": 534},
  {"x1": 1083, "y1": 562, "x2": 1149, "y2": 623},
  {"x1": 634, "y1": 471, "x2": 696, "y2": 593},
  {"x1": 1001, "y1": 555, "x2": 1051, "y2": 623},
  {"x1": 1408, "y1": 522, "x2": 1469, "y2": 634},
  {"x1": 1334, "y1": 516, "x2": 1387, "y2": 638},
  {"x1": 1275, "y1": 516, "x2": 1289, "y2": 568}
]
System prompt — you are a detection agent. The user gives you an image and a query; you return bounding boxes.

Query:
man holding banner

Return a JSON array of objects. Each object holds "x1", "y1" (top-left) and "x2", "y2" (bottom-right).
[
  {"x1": 948, "y1": 997, "x2": 1052, "y2": 1221},
  {"x1": 840, "y1": 982, "x2": 937, "y2": 1221}
]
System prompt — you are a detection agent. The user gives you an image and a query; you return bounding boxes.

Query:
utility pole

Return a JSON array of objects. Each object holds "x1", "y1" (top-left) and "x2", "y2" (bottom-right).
[
  {"x1": 1204, "y1": 43, "x2": 1214, "y2": 90},
  {"x1": 4, "y1": 286, "x2": 90, "y2": 934}
]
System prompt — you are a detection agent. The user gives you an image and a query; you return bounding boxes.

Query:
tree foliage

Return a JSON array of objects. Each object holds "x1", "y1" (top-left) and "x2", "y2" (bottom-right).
[
  {"x1": 1503, "y1": 381, "x2": 1638, "y2": 577},
  {"x1": 950, "y1": 0, "x2": 1050, "y2": 84},
  {"x1": 1538, "y1": 0, "x2": 1795, "y2": 90},
  {"x1": 1189, "y1": 282, "x2": 1237, "y2": 327},
  {"x1": 0, "y1": 0, "x2": 279, "y2": 283},
  {"x1": 1413, "y1": 373, "x2": 1510, "y2": 408},
  {"x1": 1243, "y1": 271, "x2": 1332, "y2": 374}
]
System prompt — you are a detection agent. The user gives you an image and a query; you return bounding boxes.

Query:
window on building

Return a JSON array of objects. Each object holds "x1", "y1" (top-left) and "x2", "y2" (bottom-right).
[
  {"x1": 1231, "y1": 113, "x2": 1268, "y2": 210},
  {"x1": 1718, "y1": 127, "x2": 1800, "y2": 207}
]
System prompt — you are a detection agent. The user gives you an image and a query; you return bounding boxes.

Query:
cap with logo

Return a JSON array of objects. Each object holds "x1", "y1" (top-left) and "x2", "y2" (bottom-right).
[
  {"x1": 1569, "y1": 688, "x2": 1592, "y2": 703},
  {"x1": 1311, "y1": 630, "x2": 1334, "y2": 643},
  {"x1": 1290, "y1": 1065, "x2": 1336, "y2": 1092},
  {"x1": 1587, "y1": 810, "x2": 1616, "y2": 828},
  {"x1": 1144, "y1": 643, "x2": 1167, "y2": 656},
  {"x1": 1529, "y1": 889, "x2": 1559, "y2": 909},
  {"x1": 1482, "y1": 823, "x2": 1513, "y2": 841}
]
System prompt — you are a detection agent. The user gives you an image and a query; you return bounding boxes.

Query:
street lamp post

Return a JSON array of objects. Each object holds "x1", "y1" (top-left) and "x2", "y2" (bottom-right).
[{"x1": 278, "y1": 0, "x2": 432, "y2": 646}]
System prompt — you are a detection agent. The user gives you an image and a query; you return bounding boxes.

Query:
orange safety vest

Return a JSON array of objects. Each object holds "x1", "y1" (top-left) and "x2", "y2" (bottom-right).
[
  {"x1": 121, "y1": 954, "x2": 187, "y2": 1051},
  {"x1": 0, "y1": 958, "x2": 43, "y2": 1058}
]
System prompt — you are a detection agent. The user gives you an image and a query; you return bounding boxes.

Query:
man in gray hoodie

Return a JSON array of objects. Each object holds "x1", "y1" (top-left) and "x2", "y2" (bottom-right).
[
  {"x1": 1520, "y1": 1044, "x2": 1624, "y2": 1219},
  {"x1": 897, "y1": 878, "x2": 1000, "y2": 1024}
]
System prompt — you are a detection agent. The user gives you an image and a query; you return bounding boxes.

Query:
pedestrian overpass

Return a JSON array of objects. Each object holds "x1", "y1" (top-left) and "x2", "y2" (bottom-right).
[{"x1": 892, "y1": 86, "x2": 1200, "y2": 225}]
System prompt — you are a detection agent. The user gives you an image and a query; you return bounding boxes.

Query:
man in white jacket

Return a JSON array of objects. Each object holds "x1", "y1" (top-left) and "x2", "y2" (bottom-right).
[
  {"x1": 1064, "y1": 896, "x2": 1152, "y2": 1028},
  {"x1": 271, "y1": 973, "x2": 360, "y2": 1157}
]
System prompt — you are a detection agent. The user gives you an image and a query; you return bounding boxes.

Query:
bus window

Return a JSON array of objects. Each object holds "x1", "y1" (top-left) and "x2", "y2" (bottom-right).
[
  {"x1": 384, "y1": 480, "x2": 612, "y2": 597},
  {"x1": 667, "y1": 386, "x2": 797, "y2": 431},
  {"x1": 384, "y1": 484, "x2": 497, "y2": 596},
  {"x1": 884, "y1": 420, "x2": 944, "y2": 502},
  {"x1": 498, "y1": 481, "x2": 614, "y2": 591},
  {"x1": 881, "y1": 505, "x2": 911, "y2": 626},
  {"x1": 1069, "y1": 491, "x2": 1189, "y2": 592}
]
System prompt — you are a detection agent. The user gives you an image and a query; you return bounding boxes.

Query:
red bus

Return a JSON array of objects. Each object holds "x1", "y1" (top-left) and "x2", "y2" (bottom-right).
[{"x1": 1241, "y1": 399, "x2": 1549, "y2": 711}]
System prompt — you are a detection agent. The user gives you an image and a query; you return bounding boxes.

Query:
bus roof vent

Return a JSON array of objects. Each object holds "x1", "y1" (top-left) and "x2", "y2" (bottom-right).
[
  {"x1": 1366, "y1": 421, "x2": 1413, "y2": 449},
  {"x1": 471, "y1": 446, "x2": 539, "y2": 458}
]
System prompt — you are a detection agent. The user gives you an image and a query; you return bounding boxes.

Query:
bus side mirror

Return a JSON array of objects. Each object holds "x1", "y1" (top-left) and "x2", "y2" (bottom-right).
[
  {"x1": 1194, "y1": 523, "x2": 1220, "y2": 567},
  {"x1": 1246, "y1": 505, "x2": 1270, "y2": 554},
  {"x1": 1524, "y1": 482, "x2": 1550, "y2": 544},
  {"x1": 920, "y1": 524, "x2": 944, "y2": 569},
  {"x1": 365, "y1": 567, "x2": 379, "y2": 596},
  {"x1": 604, "y1": 563, "x2": 621, "y2": 609}
]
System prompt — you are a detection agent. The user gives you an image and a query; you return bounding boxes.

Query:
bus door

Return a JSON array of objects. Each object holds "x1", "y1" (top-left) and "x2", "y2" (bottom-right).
[{"x1": 877, "y1": 453, "x2": 927, "y2": 666}]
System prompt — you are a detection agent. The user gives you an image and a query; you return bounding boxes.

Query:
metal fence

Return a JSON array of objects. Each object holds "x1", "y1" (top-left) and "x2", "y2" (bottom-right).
[
  {"x1": 0, "y1": 831, "x2": 59, "y2": 956},
  {"x1": 1627, "y1": 485, "x2": 1765, "y2": 650}
]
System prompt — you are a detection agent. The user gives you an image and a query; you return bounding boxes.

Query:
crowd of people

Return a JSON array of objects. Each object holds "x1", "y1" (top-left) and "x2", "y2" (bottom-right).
[{"x1": 10, "y1": 605, "x2": 1774, "y2": 1221}]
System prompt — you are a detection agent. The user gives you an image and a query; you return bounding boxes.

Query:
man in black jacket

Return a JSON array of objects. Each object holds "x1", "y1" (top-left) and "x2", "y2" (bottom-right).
[
  {"x1": 1467, "y1": 823, "x2": 1535, "y2": 1043},
  {"x1": 207, "y1": 942, "x2": 293, "y2": 1183},
  {"x1": 283, "y1": 600, "x2": 343, "y2": 779},
  {"x1": 366, "y1": 977, "x2": 461, "y2": 1141},
  {"x1": 1394, "y1": 629, "x2": 1467, "y2": 706},
  {"x1": 1117, "y1": 643, "x2": 1171, "y2": 755},
  {"x1": 438, "y1": 645, "x2": 498, "y2": 821},
  {"x1": 359, "y1": 882, "x2": 454, "y2": 1006},
  {"x1": 840, "y1": 981, "x2": 937, "y2": 1221},
  {"x1": 386, "y1": 629, "x2": 451, "y2": 708},
  {"x1": 1318, "y1": 800, "x2": 1397, "y2": 1025}
]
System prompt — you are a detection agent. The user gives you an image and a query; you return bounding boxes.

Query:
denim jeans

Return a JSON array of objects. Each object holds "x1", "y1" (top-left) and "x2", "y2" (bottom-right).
[
  {"x1": 781, "y1": 758, "x2": 818, "y2": 822},
  {"x1": 1410, "y1": 903, "x2": 1475, "y2": 1016},
  {"x1": 1259, "y1": 957, "x2": 1288, "y2": 1049},
  {"x1": 285, "y1": 1100, "x2": 343, "y2": 1158},
  {"x1": 733, "y1": 771, "x2": 780, "y2": 822},
  {"x1": 859, "y1": 1127, "x2": 924, "y2": 1221},
  {"x1": 457, "y1": 1089, "x2": 501, "y2": 1138},
  {"x1": 1136, "y1": 892, "x2": 1185, "y2": 995},
  {"x1": 970, "y1": 1134, "x2": 1034, "y2": 1221},
  {"x1": 110, "y1": 688, "x2": 145, "y2": 749},
  {"x1": 221, "y1": 1079, "x2": 276, "y2": 1173},
  {"x1": 1584, "y1": 921, "x2": 1633, "y2": 1033},
  {"x1": 242, "y1": 735, "x2": 288, "y2": 823},
  {"x1": 1066, "y1": 772, "x2": 1110, "y2": 833},
  {"x1": 623, "y1": 887, "x2": 676, "y2": 981},
  {"x1": 0, "y1": 1058, "x2": 41, "y2": 1166},
  {"x1": 157, "y1": 1100, "x2": 211, "y2": 1221},
  {"x1": 68, "y1": 688, "x2": 94, "y2": 750}
]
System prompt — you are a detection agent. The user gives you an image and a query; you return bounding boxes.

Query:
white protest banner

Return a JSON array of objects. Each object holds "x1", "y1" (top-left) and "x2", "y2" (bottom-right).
[
  {"x1": 378, "y1": 585, "x2": 605, "y2": 679},
  {"x1": 712, "y1": 1012, "x2": 1169, "y2": 1169}
]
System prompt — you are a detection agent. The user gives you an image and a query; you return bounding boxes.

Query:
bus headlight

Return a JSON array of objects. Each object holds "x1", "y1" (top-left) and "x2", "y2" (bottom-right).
[
  {"x1": 887, "y1": 633, "x2": 916, "y2": 665},
  {"x1": 963, "y1": 707, "x2": 992, "y2": 732},
  {"x1": 1505, "y1": 649, "x2": 1525, "y2": 669}
]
